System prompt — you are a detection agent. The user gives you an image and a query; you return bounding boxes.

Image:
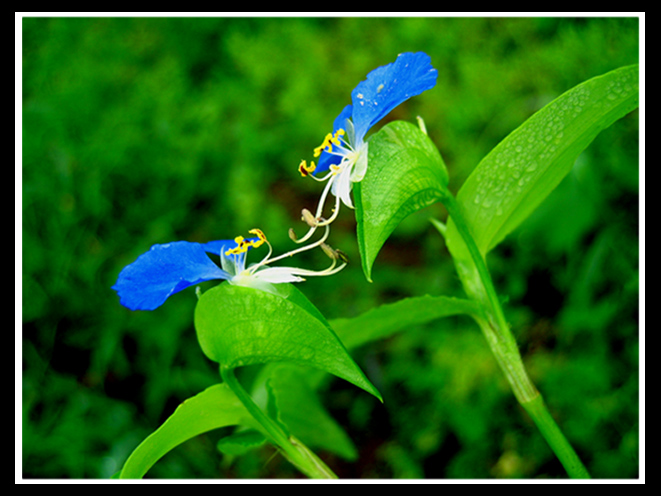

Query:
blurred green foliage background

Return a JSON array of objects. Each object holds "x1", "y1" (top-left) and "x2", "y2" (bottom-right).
[{"x1": 21, "y1": 16, "x2": 639, "y2": 479}]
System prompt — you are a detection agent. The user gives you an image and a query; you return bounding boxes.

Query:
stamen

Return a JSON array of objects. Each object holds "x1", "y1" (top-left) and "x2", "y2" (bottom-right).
[
  {"x1": 291, "y1": 173, "x2": 338, "y2": 244},
  {"x1": 290, "y1": 226, "x2": 316, "y2": 246},
  {"x1": 298, "y1": 160, "x2": 316, "y2": 177},
  {"x1": 314, "y1": 189, "x2": 341, "y2": 226},
  {"x1": 282, "y1": 257, "x2": 348, "y2": 278},
  {"x1": 313, "y1": 129, "x2": 346, "y2": 158},
  {"x1": 225, "y1": 230, "x2": 266, "y2": 256},
  {"x1": 293, "y1": 256, "x2": 338, "y2": 276},
  {"x1": 335, "y1": 249, "x2": 349, "y2": 264},
  {"x1": 249, "y1": 228, "x2": 267, "y2": 246},
  {"x1": 253, "y1": 230, "x2": 273, "y2": 266},
  {"x1": 225, "y1": 236, "x2": 248, "y2": 255},
  {"x1": 320, "y1": 243, "x2": 348, "y2": 264},
  {"x1": 289, "y1": 127, "x2": 353, "y2": 250},
  {"x1": 301, "y1": 208, "x2": 318, "y2": 227},
  {"x1": 255, "y1": 224, "x2": 332, "y2": 268},
  {"x1": 314, "y1": 172, "x2": 337, "y2": 219},
  {"x1": 313, "y1": 133, "x2": 333, "y2": 158},
  {"x1": 307, "y1": 169, "x2": 335, "y2": 182},
  {"x1": 320, "y1": 243, "x2": 338, "y2": 260},
  {"x1": 332, "y1": 129, "x2": 345, "y2": 144}
]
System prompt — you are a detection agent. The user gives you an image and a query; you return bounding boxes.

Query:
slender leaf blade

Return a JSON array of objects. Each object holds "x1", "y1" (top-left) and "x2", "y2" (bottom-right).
[
  {"x1": 449, "y1": 64, "x2": 639, "y2": 257},
  {"x1": 119, "y1": 383, "x2": 247, "y2": 478},
  {"x1": 194, "y1": 283, "x2": 382, "y2": 401},
  {"x1": 355, "y1": 120, "x2": 449, "y2": 282},
  {"x1": 330, "y1": 295, "x2": 479, "y2": 350}
]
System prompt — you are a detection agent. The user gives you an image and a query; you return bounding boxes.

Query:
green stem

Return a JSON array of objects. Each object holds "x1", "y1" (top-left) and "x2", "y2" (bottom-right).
[
  {"x1": 220, "y1": 366, "x2": 337, "y2": 479},
  {"x1": 522, "y1": 395, "x2": 591, "y2": 479},
  {"x1": 442, "y1": 193, "x2": 537, "y2": 402},
  {"x1": 441, "y1": 192, "x2": 590, "y2": 479}
]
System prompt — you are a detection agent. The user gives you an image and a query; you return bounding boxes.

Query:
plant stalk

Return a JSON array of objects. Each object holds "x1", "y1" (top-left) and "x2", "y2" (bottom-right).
[
  {"x1": 521, "y1": 394, "x2": 591, "y2": 479},
  {"x1": 220, "y1": 366, "x2": 337, "y2": 479},
  {"x1": 441, "y1": 192, "x2": 590, "y2": 479}
]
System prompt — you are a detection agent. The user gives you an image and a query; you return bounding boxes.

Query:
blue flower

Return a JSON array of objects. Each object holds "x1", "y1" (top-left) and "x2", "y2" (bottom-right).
[
  {"x1": 113, "y1": 228, "x2": 346, "y2": 311},
  {"x1": 298, "y1": 52, "x2": 438, "y2": 210}
]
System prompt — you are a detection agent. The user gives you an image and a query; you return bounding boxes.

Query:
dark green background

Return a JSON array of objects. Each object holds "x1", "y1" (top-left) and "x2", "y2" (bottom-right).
[{"x1": 22, "y1": 17, "x2": 639, "y2": 478}]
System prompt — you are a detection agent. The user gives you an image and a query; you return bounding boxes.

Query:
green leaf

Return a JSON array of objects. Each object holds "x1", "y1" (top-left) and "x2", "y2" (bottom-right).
[
  {"x1": 355, "y1": 120, "x2": 449, "y2": 282},
  {"x1": 119, "y1": 383, "x2": 248, "y2": 479},
  {"x1": 194, "y1": 283, "x2": 382, "y2": 402},
  {"x1": 330, "y1": 295, "x2": 479, "y2": 350},
  {"x1": 253, "y1": 363, "x2": 359, "y2": 461},
  {"x1": 216, "y1": 428, "x2": 266, "y2": 456},
  {"x1": 447, "y1": 64, "x2": 639, "y2": 258}
]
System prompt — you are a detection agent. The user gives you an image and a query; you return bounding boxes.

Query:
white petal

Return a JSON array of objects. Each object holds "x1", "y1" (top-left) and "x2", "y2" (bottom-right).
[
  {"x1": 350, "y1": 142, "x2": 369, "y2": 183},
  {"x1": 331, "y1": 164, "x2": 354, "y2": 209},
  {"x1": 253, "y1": 267, "x2": 306, "y2": 283},
  {"x1": 230, "y1": 273, "x2": 284, "y2": 298}
]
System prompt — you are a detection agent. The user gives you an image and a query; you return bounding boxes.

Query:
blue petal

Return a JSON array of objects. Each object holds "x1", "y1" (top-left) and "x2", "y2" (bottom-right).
[
  {"x1": 112, "y1": 241, "x2": 231, "y2": 311},
  {"x1": 332, "y1": 104, "x2": 355, "y2": 135},
  {"x1": 314, "y1": 104, "x2": 353, "y2": 175},
  {"x1": 350, "y1": 52, "x2": 437, "y2": 141}
]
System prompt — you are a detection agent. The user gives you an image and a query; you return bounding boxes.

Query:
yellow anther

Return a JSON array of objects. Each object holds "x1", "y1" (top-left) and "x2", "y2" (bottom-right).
[
  {"x1": 225, "y1": 243, "x2": 247, "y2": 256},
  {"x1": 225, "y1": 231, "x2": 267, "y2": 256},
  {"x1": 313, "y1": 129, "x2": 345, "y2": 158},
  {"x1": 333, "y1": 128, "x2": 346, "y2": 142},
  {"x1": 298, "y1": 160, "x2": 316, "y2": 177},
  {"x1": 248, "y1": 228, "x2": 267, "y2": 248},
  {"x1": 313, "y1": 133, "x2": 333, "y2": 158}
]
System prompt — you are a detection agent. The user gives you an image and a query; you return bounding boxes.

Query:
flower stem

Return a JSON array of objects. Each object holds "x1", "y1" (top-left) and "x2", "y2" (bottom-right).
[
  {"x1": 220, "y1": 366, "x2": 337, "y2": 479},
  {"x1": 440, "y1": 192, "x2": 590, "y2": 479},
  {"x1": 521, "y1": 394, "x2": 591, "y2": 479}
]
